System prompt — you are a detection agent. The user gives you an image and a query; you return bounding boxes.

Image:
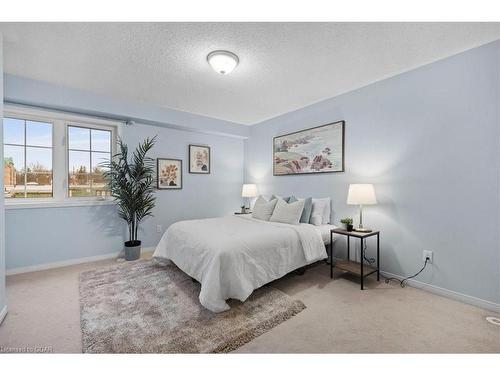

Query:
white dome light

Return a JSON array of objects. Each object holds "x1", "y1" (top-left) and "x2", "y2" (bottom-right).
[{"x1": 207, "y1": 50, "x2": 239, "y2": 75}]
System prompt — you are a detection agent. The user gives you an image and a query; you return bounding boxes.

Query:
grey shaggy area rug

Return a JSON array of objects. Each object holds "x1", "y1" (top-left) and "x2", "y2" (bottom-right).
[{"x1": 79, "y1": 259, "x2": 306, "y2": 353}]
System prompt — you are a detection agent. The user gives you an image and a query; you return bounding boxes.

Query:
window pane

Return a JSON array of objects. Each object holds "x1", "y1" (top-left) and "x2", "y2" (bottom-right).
[
  {"x1": 26, "y1": 147, "x2": 52, "y2": 174},
  {"x1": 91, "y1": 152, "x2": 111, "y2": 197},
  {"x1": 26, "y1": 147, "x2": 53, "y2": 198},
  {"x1": 69, "y1": 175, "x2": 92, "y2": 197},
  {"x1": 3, "y1": 145, "x2": 25, "y2": 199},
  {"x1": 69, "y1": 150, "x2": 90, "y2": 174},
  {"x1": 91, "y1": 152, "x2": 110, "y2": 173},
  {"x1": 91, "y1": 129, "x2": 111, "y2": 152},
  {"x1": 26, "y1": 121, "x2": 52, "y2": 147},
  {"x1": 26, "y1": 173, "x2": 53, "y2": 198},
  {"x1": 4, "y1": 118, "x2": 25, "y2": 145},
  {"x1": 68, "y1": 125, "x2": 114, "y2": 199},
  {"x1": 68, "y1": 126, "x2": 90, "y2": 150},
  {"x1": 4, "y1": 145, "x2": 25, "y2": 173},
  {"x1": 91, "y1": 175, "x2": 110, "y2": 197},
  {"x1": 69, "y1": 150, "x2": 91, "y2": 197}
]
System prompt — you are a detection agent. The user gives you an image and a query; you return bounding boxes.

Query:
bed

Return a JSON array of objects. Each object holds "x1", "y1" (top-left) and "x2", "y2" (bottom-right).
[{"x1": 153, "y1": 214, "x2": 336, "y2": 312}]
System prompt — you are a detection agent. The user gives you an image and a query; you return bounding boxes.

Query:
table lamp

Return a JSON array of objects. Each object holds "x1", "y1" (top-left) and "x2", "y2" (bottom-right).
[
  {"x1": 347, "y1": 184, "x2": 377, "y2": 232},
  {"x1": 241, "y1": 184, "x2": 258, "y2": 213}
]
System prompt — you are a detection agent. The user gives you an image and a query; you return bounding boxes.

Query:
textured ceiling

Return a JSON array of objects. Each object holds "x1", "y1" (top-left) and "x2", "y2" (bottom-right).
[{"x1": 1, "y1": 23, "x2": 500, "y2": 125}]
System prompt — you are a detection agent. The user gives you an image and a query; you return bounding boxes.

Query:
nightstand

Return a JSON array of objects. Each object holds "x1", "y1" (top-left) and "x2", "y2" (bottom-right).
[{"x1": 330, "y1": 228, "x2": 380, "y2": 290}]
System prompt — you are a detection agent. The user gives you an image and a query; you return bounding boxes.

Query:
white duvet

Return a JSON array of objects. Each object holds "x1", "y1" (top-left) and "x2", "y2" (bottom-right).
[{"x1": 153, "y1": 215, "x2": 328, "y2": 312}]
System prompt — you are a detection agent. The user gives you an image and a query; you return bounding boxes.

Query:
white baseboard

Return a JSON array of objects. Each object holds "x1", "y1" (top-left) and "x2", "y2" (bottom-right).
[
  {"x1": 6, "y1": 252, "x2": 121, "y2": 275},
  {"x1": 0, "y1": 305, "x2": 7, "y2": 325},
  {"x1": 6, "y1": 247, "x2": 156, "y2": 276},
  {"x1": 380, "y1": 270, "x2": 500, "y2": 314},
  {"x1": 330, "y1": 255, "x2": 500, "y2": 313}
]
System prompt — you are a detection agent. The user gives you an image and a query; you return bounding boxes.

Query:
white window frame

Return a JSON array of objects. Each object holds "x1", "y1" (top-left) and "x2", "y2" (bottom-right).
[
  {"x1": 4, "y1": 104, "x2": 123, "y2": 210},
  {"x1": 3, "y1": 113, "x2": 55, "y2": 199}
]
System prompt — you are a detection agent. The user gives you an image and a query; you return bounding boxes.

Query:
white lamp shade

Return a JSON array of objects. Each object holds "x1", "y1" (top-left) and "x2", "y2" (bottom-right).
[
  {"x1": 207, "y1": 50, "x2": 239, "y2": 75},
  {"x1": 241, "y1": 184, "x2": 258, "y2": 198},
  {"x1": 347, "y1": 184, "x2": 377, "y2": 205}
]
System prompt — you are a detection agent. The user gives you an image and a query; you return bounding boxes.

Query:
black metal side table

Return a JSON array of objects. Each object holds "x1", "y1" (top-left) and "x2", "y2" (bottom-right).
[{"x1": 330, "y1": 228, "x2": 380, "y2": 290}]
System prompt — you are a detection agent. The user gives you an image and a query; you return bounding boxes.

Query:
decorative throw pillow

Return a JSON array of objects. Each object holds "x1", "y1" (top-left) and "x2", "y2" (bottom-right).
[
  {"x1": 270, "y1": 194, "x2": 290, "y2": 202},
  {"x1": 288, "y1": 196, "x2": 313, "y2": 223},
  {"x1": 254, "y1": 195, "x2": 275, "y2": 204},
  {"x1": 309, "y1": 207, "x2": 324, "y2": 226},
  {"x1": 310, "y1": 198, "x2": 331, "y2": 226},
  {"x1": 270, "y1": 198, "x2": 305, "y2": 225},
  {"x1": 252, "y1": 196, "x2": 278, "y2": 221}
]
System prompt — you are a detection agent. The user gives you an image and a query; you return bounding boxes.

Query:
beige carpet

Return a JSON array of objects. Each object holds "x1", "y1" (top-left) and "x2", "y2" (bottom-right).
[
  {"x1": 1, "y1": 253, "x2": 499, "y2": 353},
  {"x1": 80, "y1": 259, "x2": 305, "y2": 353}
]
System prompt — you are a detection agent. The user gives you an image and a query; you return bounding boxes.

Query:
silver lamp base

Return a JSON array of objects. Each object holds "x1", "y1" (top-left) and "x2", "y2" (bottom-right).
[
  {"x1": 355, "y1": 204, "x2": 372, "y2": 232},
  {"x1": 354, "y1": 226, "x2": 372, "y2": 233}
]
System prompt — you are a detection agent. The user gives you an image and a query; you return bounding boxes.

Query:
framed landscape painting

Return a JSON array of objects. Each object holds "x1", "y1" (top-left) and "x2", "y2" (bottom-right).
[
  {"x1": 189, "y1": 145, "x2": 211, "y2": 174},
  {"x1": 273, "y1": 121, "x2": 345, "y2": 176},
  {"x1": 157, "y1": 158, "x2": 182, "y2": 189}
]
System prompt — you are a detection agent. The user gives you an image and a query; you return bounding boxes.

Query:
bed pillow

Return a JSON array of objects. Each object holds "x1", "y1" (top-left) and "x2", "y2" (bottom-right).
[
  {"x1": 310, "y1": 198, "x2": 331, "y2": 225},
  {"x1": 253, "y1": 195, "x2": 272, "y2": 204},
  {"x1": 321, "y1": 198, "x2": 332, "y2": 224},
  {"x1": 270, "y1": 194, "x2": 290, "y2": 202},
  {"x1": 252, "y1": 196, "x2": 278, "y2": 221},
  {"x1": 270, "y1": 198, "x2": 305, "y2": 225},
  {"x1": 288, "y1": 196, "x2": 313, "y2": 223}
]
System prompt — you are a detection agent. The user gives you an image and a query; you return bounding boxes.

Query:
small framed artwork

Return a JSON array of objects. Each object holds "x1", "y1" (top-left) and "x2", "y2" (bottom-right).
[
  {"x1": 189, "y1": 145, "x2": 211, "y2": 174},
  {"x1": 157, "y1": 158, "x2": 183, "y2": 189}
]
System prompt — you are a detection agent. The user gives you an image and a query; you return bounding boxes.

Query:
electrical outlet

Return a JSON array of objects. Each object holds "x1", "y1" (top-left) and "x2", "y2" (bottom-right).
[
  {"x1": 423, "y1": 250, "x2": 433, "y2": 264},
  {"x1": 156, "y1": 224, "x2": 162, "y2": 233}
]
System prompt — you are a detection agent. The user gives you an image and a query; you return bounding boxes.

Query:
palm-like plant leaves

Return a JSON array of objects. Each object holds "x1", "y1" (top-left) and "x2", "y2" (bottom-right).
[{"x1": 101, "y1": 136, "x2": 157, "y2": 243}]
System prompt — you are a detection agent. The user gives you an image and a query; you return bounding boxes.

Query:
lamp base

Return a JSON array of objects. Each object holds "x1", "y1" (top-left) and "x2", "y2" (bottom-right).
[{"x1": 354, "y1": 227, "x2": 372, "y2": 233}]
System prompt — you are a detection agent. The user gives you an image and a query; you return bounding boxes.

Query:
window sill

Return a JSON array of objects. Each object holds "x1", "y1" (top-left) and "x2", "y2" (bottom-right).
[{"x1": 4, "y1": 199, "x2": 116, "y2": 210}]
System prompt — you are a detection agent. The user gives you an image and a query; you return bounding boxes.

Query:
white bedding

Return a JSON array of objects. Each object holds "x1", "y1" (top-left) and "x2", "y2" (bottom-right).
[
  {"x1": 153, "y1": 215, "x2": 328, "y2": 312},
  {"x1": 317, "y1": 224, "x2": 338, "y2": 244}
]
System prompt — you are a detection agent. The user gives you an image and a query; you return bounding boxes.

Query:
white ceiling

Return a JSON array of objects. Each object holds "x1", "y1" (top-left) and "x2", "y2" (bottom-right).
[{"x1": 1, "y1": 23, "x2": 500, "y2": 125}]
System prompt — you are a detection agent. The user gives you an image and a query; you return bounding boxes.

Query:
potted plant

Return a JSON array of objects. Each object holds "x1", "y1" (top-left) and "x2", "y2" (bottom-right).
[
  {"x1": 102, "y1": 136, "x2": 157, "y2": 261},
  {"x1": 340, "y1": 217, "x2": 354, "y2": 232}
]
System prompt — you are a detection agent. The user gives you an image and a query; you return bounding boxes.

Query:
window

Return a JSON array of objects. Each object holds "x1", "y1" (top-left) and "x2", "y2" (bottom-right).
[
  {"x1": 68, "y1": 125, "x2": 112, "y2": 198},
  {"x1": 3, "y1": 105, "x2": 120, "y2": 206},
  {"x1": 3, "y1": 117, "x2": 53, "y2": 199}
]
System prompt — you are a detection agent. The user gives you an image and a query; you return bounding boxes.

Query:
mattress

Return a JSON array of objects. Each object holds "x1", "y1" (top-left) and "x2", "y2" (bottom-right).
[{"x1": 316, "y1": 224, "x2": 338, "y2": 244}]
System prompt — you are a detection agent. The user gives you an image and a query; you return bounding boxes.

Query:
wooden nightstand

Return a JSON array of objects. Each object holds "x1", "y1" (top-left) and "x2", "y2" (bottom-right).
[{"x1": 330, "y1": 228, "x2": 380, "y2": 290}]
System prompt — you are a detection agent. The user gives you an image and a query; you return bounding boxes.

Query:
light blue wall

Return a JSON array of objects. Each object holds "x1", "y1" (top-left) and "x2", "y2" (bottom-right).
[
  {"x1": 245, "y1": 41, "x2": 500, "y2": 304},
  {"x1": 6, "y1": 205, "x2": 123, "y2": 269},
  {"x1": 4, "y1": 80, "x2": 245, "y2": 270},
  {"x1": 122, "y1": 123, "x2": 244, "y2": 246},
  {"x1": 5, "y1": 123, "x2": 244, "y2": 270},
  {"x1": 1, "y1": 34, "x2": 7, "y2": 318}
]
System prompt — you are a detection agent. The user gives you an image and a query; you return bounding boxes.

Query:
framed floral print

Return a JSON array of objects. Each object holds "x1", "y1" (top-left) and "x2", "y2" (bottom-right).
[
  {"x1": 189, "y1": 145, "x2": 211, "y2": 174},
  {"x1": 157, "y1": 158, "x2": 182, "y2": 189}
]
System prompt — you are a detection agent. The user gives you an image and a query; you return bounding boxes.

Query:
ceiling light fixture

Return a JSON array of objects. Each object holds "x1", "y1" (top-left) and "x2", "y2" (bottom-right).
[{"x1": 207, "y1": 50, "x2": 239, "y2": 75}]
